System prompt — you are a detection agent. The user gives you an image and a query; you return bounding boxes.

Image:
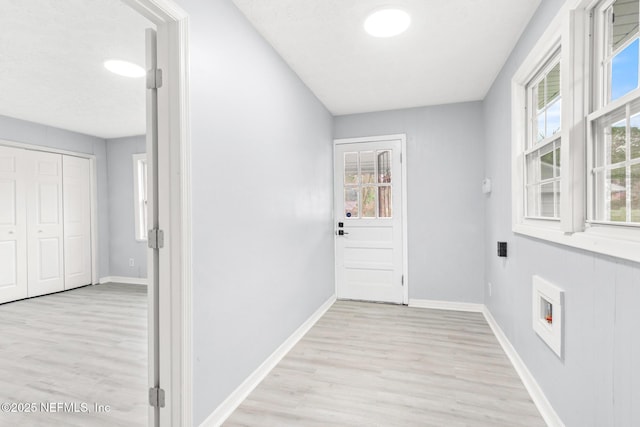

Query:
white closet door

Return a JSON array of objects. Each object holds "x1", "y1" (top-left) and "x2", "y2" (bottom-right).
[
  {"x1": 63, "y1": 156, "x2": 91, "y2": 289},
  {"x1": 0, "y1": 146, "x2": 28, "y2": 304},
  {"x1": 27, "y1": 151, "x2": 64, "y2": 297}
]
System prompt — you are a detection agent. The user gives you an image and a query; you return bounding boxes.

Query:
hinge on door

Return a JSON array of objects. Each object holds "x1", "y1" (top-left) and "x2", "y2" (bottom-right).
[
  {"x1": 401, "y1": 275, "x2": 404, "y2": 286},
  {"x1": 146, "y1": 68, "x2": 163, "y2": 89},
  {"x1": 149, "y1": 386, "x2": 165, "y2": 408},
  {"x1": 148, "y1": 228, "x2": 164, "y2": 249}
]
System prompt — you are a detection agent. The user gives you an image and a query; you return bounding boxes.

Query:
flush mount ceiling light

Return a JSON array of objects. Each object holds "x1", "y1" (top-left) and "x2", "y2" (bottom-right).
[
  {"x1": 364, "y1": 9, "x2": 411, "y2": 38},
  {"x1": 103, "y1": 59, "x2": 145, "y2": 78}
]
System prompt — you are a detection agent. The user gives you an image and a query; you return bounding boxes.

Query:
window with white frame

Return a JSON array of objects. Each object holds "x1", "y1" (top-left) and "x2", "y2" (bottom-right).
[
  {"x1": 525, "y1": 53, "x2": 562, "y2": 219},
  {"x1": 590, "y1": 0, "x2": 640, "y2": 225},
  {"x1": 133, "y1": 153, "x2": 148, "y2": 241},
  {"x1": 511, "y1": 0, "x2": 640, "y2": 262}
]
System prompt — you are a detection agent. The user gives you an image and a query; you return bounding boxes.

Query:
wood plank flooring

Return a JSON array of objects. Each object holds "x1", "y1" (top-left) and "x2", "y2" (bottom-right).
[
  {"x1": 225, "y1": 301, "x2": 546, "y2": 427},
  {"x1": 0, "y1": 283, "x2": 147, "y2": 427}
]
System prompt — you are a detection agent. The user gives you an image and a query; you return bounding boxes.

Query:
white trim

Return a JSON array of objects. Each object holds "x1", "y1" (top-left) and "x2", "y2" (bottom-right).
[
  {"x1": 0, "y1": 139, "x2": 97, "y2": 159},
  {"x1": 89, "y1": 157, "x2": 99, "y2": 285},
  {"x1": 408, "y1": 299, "x2": 484, "y2": 313},
  {"x1": 514, "y1": 223, "x2": 640, "y2": 263},
  {"x1": 332, "y1": 134, "x2": 409, "y2": 305},
  {"x1": 123, "y1": 1, "x2": 191, "y2": 425},
  {"x1": 334, "y1": 133, "x2": 407, "y2": 145},
  {"x1": 132, "y1": 153, "x2": 147, "y2": 242},
  {"x1": 99, "y1": 276, "x2": 148, "y2": 285},
  {"x1": 532, "y1": 276, "x2": 564, "y2": 358},
  {"x1": 200, "y1": 295, "x2": 337, "y2": 427},
  {"x1": 483, "y1": 307, "x2": 566, "y2": 427}
]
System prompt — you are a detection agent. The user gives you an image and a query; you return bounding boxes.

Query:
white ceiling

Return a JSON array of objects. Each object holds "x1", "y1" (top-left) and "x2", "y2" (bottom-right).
[
  {"x1": 0, "y1": 0, "x2": 152, "y2": 139},
  {"x1": 232, "y1": 0, "x2": 542, "y2": 115},
  {"x1": 1, "y1": 1, "x2": 541, "y2": 139}
]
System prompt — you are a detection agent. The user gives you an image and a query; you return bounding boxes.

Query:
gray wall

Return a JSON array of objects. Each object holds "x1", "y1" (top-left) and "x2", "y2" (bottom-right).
[
  {"x1": 106, "y1": 135, "x2": 147, "y2": 278},
  {"x1": 334, "y1": 103, "x2": 485, "y2": 303},
  {"x1": 483, "y1": 1, "x2": 640, "y2": 426},
  {"x1": 173, "y1": 0, "x2": 335, "y2": 423},
  {"x1": 0, "y1": 114, "x2": 110, "y2": 279}
]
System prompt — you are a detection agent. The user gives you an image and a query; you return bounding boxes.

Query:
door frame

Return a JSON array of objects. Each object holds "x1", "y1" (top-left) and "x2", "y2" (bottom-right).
[
  {"x1": 123, "y1": 0, "x2": 191, "y2": 425},
  {"x1": 333, "y1": 134, "x2": 409, "y2": 305}
]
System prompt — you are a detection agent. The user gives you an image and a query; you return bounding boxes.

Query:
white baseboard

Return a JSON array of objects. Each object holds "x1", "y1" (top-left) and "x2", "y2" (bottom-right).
[
  {"x1": 200, "y1": 294, "x2": 337, "y2": 427},
  {"x1": 98, "y1": 276, "x2": 148, "y2": 286},
  {"x1": 482, "y1": 307, "x2": 565, "y2": 427},
  {"x1": 408, "y1": 298, "x2": 484, "y2": 312}
]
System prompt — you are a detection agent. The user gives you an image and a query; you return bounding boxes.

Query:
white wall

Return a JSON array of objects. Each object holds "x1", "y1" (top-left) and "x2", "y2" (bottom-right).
[
  {"x1": 0, "y1": 114, "x2": 110, "y2": 279},
  {"x1": 106, "y1": 135, "x2": 147, "y2": 278},
  {"x1": 334, "y1": 103, "x2": 485, "y2": 303},
  {"x1": 172, "y1": 0, "x2": 335, "y2": 423},
  {"x1": 483, "y1": 1, "x2": 640, "y2": 426}
]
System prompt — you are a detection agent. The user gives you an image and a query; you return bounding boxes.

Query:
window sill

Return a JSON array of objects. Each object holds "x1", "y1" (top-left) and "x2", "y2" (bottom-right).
[{"x1": 513, "y1": 223, "x2": 640, "y2": 263}]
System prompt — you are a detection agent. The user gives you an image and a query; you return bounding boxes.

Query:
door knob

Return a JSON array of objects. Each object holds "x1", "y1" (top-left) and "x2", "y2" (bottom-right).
[{"x1": 337, "y1": 230, "x2": 349, "y2": 236}]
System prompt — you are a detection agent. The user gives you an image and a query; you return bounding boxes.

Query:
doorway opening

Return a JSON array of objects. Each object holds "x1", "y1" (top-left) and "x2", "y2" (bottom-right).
[{"x1": 0, "y1": 0, "x2": 190, "y2": 425}]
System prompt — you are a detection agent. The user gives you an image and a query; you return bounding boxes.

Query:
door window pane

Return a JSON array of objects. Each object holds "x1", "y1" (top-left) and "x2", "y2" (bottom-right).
[
  {"x1": 378, "y1": 187, "x2": 392, "y2": 218},
  {"x1": 344, "y1": 188, "x2": 358, "y2": 218},
  {"x1": 343, "y1": 148, "x2": 395, "y2": 220},
  {"x1": 360, "y1": 151, "x2": 375, "y2": 184},
  {"x1": 361, "y1": 187, "x2": 376, "y2": 217},
  {"x1": 344, "y1": 152, "x2": 358, "y2": 184},
  {"x1": 377, "y1": 150, "x2": 391, "y2": 183}
]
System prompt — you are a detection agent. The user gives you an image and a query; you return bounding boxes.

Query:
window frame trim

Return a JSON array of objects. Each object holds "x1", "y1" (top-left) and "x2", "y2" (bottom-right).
[
  {"x1": 512, "y1": 10, "x2": 568, "y2": 232},
  {"x1": 132, "y1": 153, "x2": 148, "y2": 242},
  {"x1": 511, "y1": 0, "x2": 640, "y2": 263},
  {"x1": 587, "y1": 0, "x2": 640, "y2": 229}
]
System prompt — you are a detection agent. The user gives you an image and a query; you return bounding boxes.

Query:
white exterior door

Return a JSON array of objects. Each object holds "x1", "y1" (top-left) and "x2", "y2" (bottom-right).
[
  {"x1": 26, "y1": 151, "x2": 64, "y2": 297},
  {"x1": 0, "y1": 146, "x2": 28, "y2": 304},
  {"x1": 334, "y1": 136, "x2": 406, "y2": 304},
  {"x1": 63, "y1": 155, "x2": 92, "y2": 289}
]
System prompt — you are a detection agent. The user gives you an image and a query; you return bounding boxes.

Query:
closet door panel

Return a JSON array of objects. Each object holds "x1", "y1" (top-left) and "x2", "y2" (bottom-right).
[
  {"x1": 0, "y1": 146, "x2": 27, "y2": 304},
  {"x1": 27, "y1": 151, "x2": 64, "y2": 297},
  {"x1": 63, "y1": 156, "x2": 91, "y2": 289}
]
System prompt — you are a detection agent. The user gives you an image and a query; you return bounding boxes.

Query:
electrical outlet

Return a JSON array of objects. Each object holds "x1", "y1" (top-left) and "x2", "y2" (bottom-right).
[
  {"x1": 488, "y1": 282, "x2": 492, "y2": 297},
  {"x1": 129, "y1": 258, "x2": 135, "y2": 267}
]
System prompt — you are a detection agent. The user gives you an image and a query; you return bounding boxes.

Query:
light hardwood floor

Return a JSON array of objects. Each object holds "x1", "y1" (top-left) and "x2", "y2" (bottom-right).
[
  {"x1": 0, "y1": 283, "x2": 147, "y2": 427},
  {"x1": 226, "y1": 301, "x2": 546, "y2": 427}
]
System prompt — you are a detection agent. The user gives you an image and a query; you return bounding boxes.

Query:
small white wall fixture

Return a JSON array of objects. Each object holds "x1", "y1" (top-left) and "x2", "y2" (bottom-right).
[{"x1": 532, "y1": 275, "x2": 564, "y2": 358}]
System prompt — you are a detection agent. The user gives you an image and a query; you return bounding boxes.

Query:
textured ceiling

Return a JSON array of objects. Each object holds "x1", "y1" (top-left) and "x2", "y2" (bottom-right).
[
  {"x1": 232, "y1": 0, "x2": 542, "y2": 115},
  {"x1": 0, "y1": 0, "x2": 152, "y2": 139}
]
